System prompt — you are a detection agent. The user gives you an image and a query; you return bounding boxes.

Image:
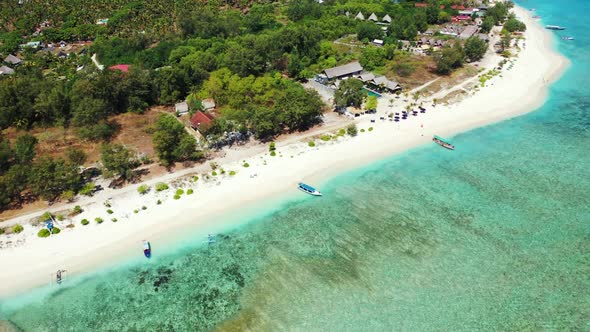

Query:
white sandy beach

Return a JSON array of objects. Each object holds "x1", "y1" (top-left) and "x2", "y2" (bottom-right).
[{"x1": 0, "y1": 6, "x2": 569, "y2": 298}]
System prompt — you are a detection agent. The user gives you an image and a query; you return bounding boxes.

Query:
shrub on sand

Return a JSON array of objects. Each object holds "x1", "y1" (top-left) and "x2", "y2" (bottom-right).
[
  {"x1": 137, "y1": 184, "x2": 150, "y2": 195},
  {"x1": 12, "y1": 224, "x2": 24, "y2": 234},
  {"x1": 111, "y1": 218, "x2": 118, "y2": 222},
  {"x1": 81, "y1": 219, "x2": 89, "y2": 225},
  {"x1": 106, "y1": 209, "x2": 114, "y2": 214},
  {"x1": 229, "y1": 171, "x2": 236, "y2": 176},
  {"x1": 38, "y1": 229, "x2": 50, "y2": 238},
  {"x1": 308, "y1": 141, "x2": 315, "y2": 147},
  {"x1": 72, "y1": 205, "x2": 83, "y2": 215},
  {"x1": 243, "y1": 162, "x2": 250, "y2": 168},
  {"x1": 155, "y1": 182, "x2": 169, "y2": 192},
  {"x1": 95, "y1": 217, "x2": 104, "y2": 224},
  {"x1": 187, "y1": 189, "x2": 194, "y2": 195}
]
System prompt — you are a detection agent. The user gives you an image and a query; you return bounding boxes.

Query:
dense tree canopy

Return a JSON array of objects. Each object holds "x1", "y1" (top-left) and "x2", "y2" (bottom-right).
[
  {"x1": 0, "y1": 0, "x2": 516, "y2": 211},
  {"x1": 334, "y1": 78, "x2": 365, "y2": 108},
  {"x1": 101, "y1": 143, "x2": 138, "y2": 180},
  {"x1": 152, "y1": 115, "x2": 201, "y2": 166},
  {"x1": 435, "y1": 43, "x2": 465, "y2": 75},
  {"x1": 464, "y1": 37, "x2": 488, "y2": 62}
]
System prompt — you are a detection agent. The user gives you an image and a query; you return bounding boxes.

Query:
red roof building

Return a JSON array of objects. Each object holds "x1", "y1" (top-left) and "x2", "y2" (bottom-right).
[
  {"x1": 415, "y1": 3, "x2": 428, "y2": 7},
  {"x1": 190, "y1": 111, "x2": 214, "y2": 131},
  {"x1": 109, "y1": 64, "x2": 130, "y2": 73}
]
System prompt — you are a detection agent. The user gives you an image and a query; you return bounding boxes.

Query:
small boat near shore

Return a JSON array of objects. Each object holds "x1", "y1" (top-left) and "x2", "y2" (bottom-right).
[
  {"x1": 546, "y1": 25, "x2": 566, "y2": 30},
  {"x1": 143, "y1": 240, "x2": 151, "y2": 258},
  {"x1": 561, "y1": 36, "x2": 574, "y2": 41},
  {"x1": 298, "y1": 183, "x2": 322, "y2": 196},
  {"x1": 433, "y1": 135, "x2": 455, "y2": 150}
]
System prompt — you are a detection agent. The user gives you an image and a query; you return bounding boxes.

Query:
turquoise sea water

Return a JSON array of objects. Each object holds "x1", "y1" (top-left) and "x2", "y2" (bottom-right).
[{"x1": 1, "y1": 1, "x2": 590, "y2": 330}]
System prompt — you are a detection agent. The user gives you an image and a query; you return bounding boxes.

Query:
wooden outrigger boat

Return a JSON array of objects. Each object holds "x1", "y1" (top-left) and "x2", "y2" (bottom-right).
[
  {"x1": 433, "y1": 135, "x2": 455, "y2": 150},
  {"x1": 298, "y1": 183, "x2": 322, "y2": 196},
  {"x1": 143, "y1": 240, "x2": 151, "y2": 258}
]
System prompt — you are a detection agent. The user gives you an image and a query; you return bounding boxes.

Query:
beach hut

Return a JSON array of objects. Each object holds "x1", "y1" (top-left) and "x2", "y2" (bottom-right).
[
  {"x1": 190, "y1": 111, "x2": 214, "y2": 132},
  {"x1": 202, "y1": 98, "x2": 216, "y2": 111},
  {"x1": 355, "y1": 12, "x2": 365, "y2": 20},
  {"x1": 109, "y1": 64, "x2": 130, "y2": 73},
  {"x1": 323, "y1": 62, "x2": 364, "y2": 81},
  {"x1": 382, "y1": 14, "x2": 392, "y2": 23},
  {"x1": 4, "y1": 54, "x2": 22, "y2": 65},
  {"x1": 0, "y1": 65, "x2": 14, "y2": 75},
  {"x1": 345, "y1": 11, "x2": 350, "y2": 17},
  {"x1": 368, "y1": 13, "x2": 378, "y2": 22},
  {"x1": 175, "y1": 101, "x2": 189, "y2": 116}
]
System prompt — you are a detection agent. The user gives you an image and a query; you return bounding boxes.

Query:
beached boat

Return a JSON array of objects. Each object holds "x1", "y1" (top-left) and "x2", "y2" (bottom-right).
[
  {"x1": 143, "y1": 240, "x2": 151, "y2": 258},
  {"x1": 433, "y1": 135, "x2": 455, "y2": 150},
  {"x1": 298, "y1": 183, "x2": 322, "y2": 196},
  {"x1": 545, "y1": 25, "x2": 566, "y2": 30}
]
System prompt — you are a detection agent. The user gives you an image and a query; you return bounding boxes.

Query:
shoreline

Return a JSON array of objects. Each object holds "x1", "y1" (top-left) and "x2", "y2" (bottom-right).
[{"x1": 0, "y1": 6, "x2": 569, "y2": 299}]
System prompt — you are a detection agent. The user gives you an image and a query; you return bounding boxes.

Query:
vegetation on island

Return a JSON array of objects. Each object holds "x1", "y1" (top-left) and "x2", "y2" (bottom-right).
[{"x1": 0, "y1": 0, "x2": 526, "y2": 212}]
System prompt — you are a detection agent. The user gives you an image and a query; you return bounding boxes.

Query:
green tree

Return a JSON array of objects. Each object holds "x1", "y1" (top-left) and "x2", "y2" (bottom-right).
[
  {"x1": 100, "y1": 143, "x2": 138, "y2": 179},
  {"x1": 464, "y1": 37, "x2": 488, "y2": 62},
  {"x1": 360, "y1": 46, "x2": 387, "y2": 71},
  {"x1": 14, "y1": 134, "x2": 38, "y2": 165},
  {"x1": 152, "y1": 115, "x2": 200, "y2": 166},
  {"x1": 485, "y1": 2, "x2": 509, "y2": 25},
  {"x1": 29, "y1": 157, "x2": 80, "y2": 202},
  {"x1": 0, "y1": 164, "x2": 29, "y2": 208},
  {"x1": 357, "y1": 22, "x2": 383, "y2": 42},
  {"x1": 504, "y1": 17, "x2": 526, "y2": 32},
  {"x1": 0, "y1": 135, "x2": 13, "y2": 173},
  {"x1": 275, "y1": 87, "x2": 323, "y2": 133},
  {"x1": 365, "y1": 95, "x2": 378, "y2": 110},
  {"x1": 480, "y1": 16, "x2": 495, "y2": 33},
  {"x1": 435, "y1": 43, "x2": 465, "y2": 74},
  {"x1": 67, "y1": 148, "x2": 87, "y2": 167},
  {"x1": 334, "y1": 79, "x2": 365, "y2": 108}
]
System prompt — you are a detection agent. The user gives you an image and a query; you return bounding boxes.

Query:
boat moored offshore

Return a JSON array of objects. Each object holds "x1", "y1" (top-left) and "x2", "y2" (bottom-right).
[
  {"x1": 298, "y1": 183, "x2": 322, "y2": 196},
  {"x1": 545, "y1": 25, "x2": 566, "y2": 30},
  {"x1": 433, "y1": 135, "x2": 455, "y2": 150},
  {"x1": 143, "y1": 240, "x2": 151, "y2": 258}
]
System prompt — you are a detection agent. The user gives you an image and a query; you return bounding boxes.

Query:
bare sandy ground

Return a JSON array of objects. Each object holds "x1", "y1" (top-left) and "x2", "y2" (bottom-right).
[{"x1": 0, "y1": 6, "x2": 569, "y2": 298}]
